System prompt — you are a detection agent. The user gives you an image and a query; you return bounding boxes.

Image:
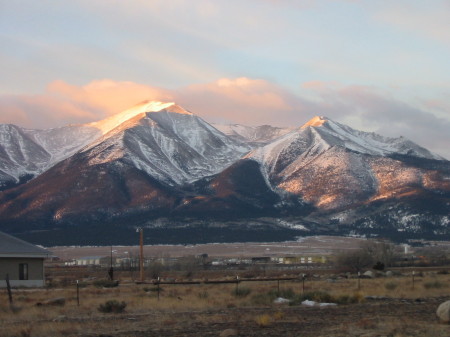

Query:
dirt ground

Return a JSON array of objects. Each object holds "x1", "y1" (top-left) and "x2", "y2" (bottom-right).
[{"x1": 25, "y1": 298, "x2": 450, "y2": 337}]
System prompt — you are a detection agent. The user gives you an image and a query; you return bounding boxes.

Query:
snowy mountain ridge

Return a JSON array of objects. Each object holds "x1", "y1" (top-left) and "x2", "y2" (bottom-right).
[
  {"x1": 212, "y1": 123, "x2": 293, "y2": 145},
  {"x1": 0, "y1": 101, "x2": 250, "y2": 188},
  {"x1": 250, "y1": 116, "x2": 442, "y2": 166},
  {"x1": 0, "y1": 102, "x2": 445, "y2": 190},
  {"x1": 246, "y1": 115, "x2": 448, "y2": 212},
  {"x1": 0, "y1": 101, "x2": 449, "y2": 244},
  {"x1": 80, "y1": 103, "x2": 251, "y2": 185}
]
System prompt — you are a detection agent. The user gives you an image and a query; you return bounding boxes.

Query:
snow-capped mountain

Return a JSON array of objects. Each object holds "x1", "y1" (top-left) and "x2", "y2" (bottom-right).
[
  {"x1": 0, "y1": 101, "x2": 250, "y2": 190},
  {"x1": 79, "y1": 101, "x2": 250, "y2": 185},
  {"x1": 248, "y1": 116, "x2": 448, "y2": 210},
  {"x1": 0, "y1": 105, "x2": 449, "y2": 244},
  {"x1": 0, "y1": 101, "x2": 252, "y2": 228}
]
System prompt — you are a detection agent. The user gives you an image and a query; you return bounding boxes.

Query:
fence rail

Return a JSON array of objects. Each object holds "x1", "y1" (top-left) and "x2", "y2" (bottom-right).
[{"x1": 136, "y1": 276, "x2": 304, "y2": 285}]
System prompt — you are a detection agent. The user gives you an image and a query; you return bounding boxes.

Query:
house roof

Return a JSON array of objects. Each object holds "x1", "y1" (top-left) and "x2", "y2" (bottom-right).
[{"x1": 0, "y1": 231, "x2": 50, "y2": 258}]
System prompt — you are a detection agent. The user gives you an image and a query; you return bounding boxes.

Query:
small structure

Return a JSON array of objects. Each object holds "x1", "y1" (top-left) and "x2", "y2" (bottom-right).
[
  {"x1": 251, "y1": 257, "x2": 271, "y2": 264},
  {"x1": 75, "y1": 256, "x2": 103, "y2": 266},
  {"x1": 0, "y1": 231, "x2": 50, "y2": 287}
]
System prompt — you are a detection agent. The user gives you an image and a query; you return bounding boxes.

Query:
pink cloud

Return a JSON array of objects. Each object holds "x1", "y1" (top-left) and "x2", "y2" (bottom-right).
[
  {"x1": 176, "y1": 77, "x2": 309, "y2": 126},
  {"x1": 0, "y1": 80, "x2": 172, "y2": 128},
  {"x1": 0, "y1": 94, "x2": 98, "y2": 129},
  {"x1": 0, "y1": 77, "x2": 312, "y2": 129},
  {"x1": 48, "y1": 79, "x2": 172, "y2": 117}
]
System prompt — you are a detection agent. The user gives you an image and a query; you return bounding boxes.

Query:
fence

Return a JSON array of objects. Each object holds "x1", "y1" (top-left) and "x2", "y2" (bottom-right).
[{"x1": 135, "y1": 275, "x2": 309, "y2": 300}]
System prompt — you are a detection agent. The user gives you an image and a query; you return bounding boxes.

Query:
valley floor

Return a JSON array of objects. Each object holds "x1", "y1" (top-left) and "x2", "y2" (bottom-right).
[{"x1": 2, "y1": 270, "x2": 450, "y2": 337}]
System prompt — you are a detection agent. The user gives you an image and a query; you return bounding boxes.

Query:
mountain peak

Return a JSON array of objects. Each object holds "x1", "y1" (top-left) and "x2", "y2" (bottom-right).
[
  {"x1": 89, "y1": 101, "x2": 192, "y2": 135},
  {"x1": 302, "y1": 116, "x2": 329, "y2": 128},
  {"x1": 133, "y1": 101, "x2": 193, "y2": 116}
]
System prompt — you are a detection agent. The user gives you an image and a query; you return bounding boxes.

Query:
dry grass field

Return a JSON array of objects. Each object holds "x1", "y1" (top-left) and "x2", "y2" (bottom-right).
[{"x1": 2, "y1": 267, "x2": 450, "y2": 337}]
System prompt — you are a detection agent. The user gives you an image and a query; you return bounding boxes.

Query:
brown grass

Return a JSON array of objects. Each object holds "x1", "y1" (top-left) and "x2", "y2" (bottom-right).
[{"x1": 1, "y1": 270, "x2": 450, "y2": 336}]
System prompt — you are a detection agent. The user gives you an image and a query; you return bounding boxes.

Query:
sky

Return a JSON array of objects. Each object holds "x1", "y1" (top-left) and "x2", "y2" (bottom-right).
[{"x1": 0, "y1": 0, "x2": 449, "y2": 158}]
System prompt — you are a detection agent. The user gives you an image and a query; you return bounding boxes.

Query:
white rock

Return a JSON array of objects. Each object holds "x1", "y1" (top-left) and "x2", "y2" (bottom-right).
[
  {"x1": 436, "y1": 301, "x2": 450, "y2": 323},
  {"x1": 274, "y1": 297, "x2": 290, "y2": 304}
]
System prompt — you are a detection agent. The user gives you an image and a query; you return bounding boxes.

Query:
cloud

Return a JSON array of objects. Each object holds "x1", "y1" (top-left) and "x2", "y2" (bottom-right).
[
  {"x1": 0, "y1": 77, "x2": 310, "y2": 128},
  {"x1": 375, "y1": 1, "x2": 450, "y2": 46},
  {"x1": 176, "y1": 77, "x2": 312, "y2": 125},
  {"x1": 48, "y1": 80, "x2": 172, "y2": 117},
  {"x1": 0, "y1": 77, "x2": 449, "y2": 159},
  {"x1": 0, "y1": 94, "x2": 100, "y2": 129},
  {"x1": 0, "y1": 80, "x2": 171, "y2": 128},
  {"x1": 302, "y1": 82, "x2": 450, "y2": 159}
]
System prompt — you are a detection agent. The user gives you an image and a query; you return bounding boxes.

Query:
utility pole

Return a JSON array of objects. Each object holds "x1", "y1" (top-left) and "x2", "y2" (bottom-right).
[
  {"x1": 137, "y1": 228, "x2": 144, "y2": 282},
  {"x1": 108, "y1": 245, "x2": 114, "y2": 281}
]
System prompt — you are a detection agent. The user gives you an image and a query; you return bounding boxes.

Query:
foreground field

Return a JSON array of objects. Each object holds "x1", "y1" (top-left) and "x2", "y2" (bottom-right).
[{"x1": 2, "y1": 270, "x2": 450, "y2": 337}]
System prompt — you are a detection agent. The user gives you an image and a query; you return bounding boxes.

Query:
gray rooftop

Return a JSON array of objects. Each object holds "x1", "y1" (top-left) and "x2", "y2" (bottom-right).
[{"x1": 0, "y1": 231, "x2": 50, "y2": 258}]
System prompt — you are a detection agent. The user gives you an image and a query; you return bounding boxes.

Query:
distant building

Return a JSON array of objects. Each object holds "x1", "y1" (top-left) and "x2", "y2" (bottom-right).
[
  {"x1": 74, "y1": 256, "x2": 113, "y2": 266},
  {"x1": 0, "y1": 231, "x2": 50, "y2": 287},
  {"x1": 251, "y1": 257, "x2": 271, "y2": 264},
  {"x1": 275, "y1": 256, "x2": 328, "y2": 264}
]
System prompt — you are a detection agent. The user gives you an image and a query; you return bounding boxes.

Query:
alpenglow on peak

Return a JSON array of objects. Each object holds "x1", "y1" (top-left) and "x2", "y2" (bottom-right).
[
  {"x1": 302, "y1": 116, "x2": 330, "y2": 128},
  {"x1": 89, "y1": 101, "x2": 192, "y2": 135}
]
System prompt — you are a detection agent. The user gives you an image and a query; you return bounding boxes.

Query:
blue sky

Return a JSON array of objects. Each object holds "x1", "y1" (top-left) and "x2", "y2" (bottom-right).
[{"x1": 0, "y1": 0, "x2": 449, "y2": 158}]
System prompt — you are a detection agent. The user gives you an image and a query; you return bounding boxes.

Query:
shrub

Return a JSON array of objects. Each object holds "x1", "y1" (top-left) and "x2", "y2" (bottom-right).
[
  {"x1": 384, "y1": 281, "x2": 398, "y2": 291},
  {"x1": 197, "y1": 290, "x2": 209, "y2": 299},
  {"x1": 423, "y1": 281, "x2": 447, "y2": 289},
  {"x1": 273, "y1": 311, "x2": 284, "y2": 320},
  {"x1": 98, "y1": 300, "x2": 127, "y2": 313},
  {"x1": 76, "y1": 281, "x2": 88, "y2": 288},
  {"x1": 18, "y1": 327, "x2": 32, "y2": 337},
  {"x1": 233, "y1": 287, "x2": 251, "y2": 297},
  {"x1": 255, "y1": 314, "x2": 272, "y2": 327},
  {"x1": 334, "y1": 294, "x2": 352, "y2": 304},
  {"x1": 373, "y1": 261, "x2": 385, "y2": 271},
  {"x1": 268, "y1": 287, "x2": 295, "y2": 299},
  {"x1": 295, "y1": 290, "x2": 333, "y2": 303},
  {"x1": 93, "y1": 279, "x2": 119, "y2": 288},
  {"x1": 353, "y1": 291, "x2": 365, "y2": 303},
  {"x1": 334, "y1": 294, "x2": 362, "y2": 304},
  {"x1": 290, "y1": 290, "x2": 351, "y2": 306},
  {"x1": 250, "y1": 292, "x2": 274, "y2": 306}
]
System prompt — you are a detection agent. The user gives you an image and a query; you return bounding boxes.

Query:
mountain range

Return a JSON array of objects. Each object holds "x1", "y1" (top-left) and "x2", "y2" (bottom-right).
[{"x1": 0, "y1": 101, "x2": 449, "y2": 245}]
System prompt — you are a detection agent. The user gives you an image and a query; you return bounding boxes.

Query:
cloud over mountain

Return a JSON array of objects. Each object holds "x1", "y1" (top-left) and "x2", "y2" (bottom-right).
[{"x1": 0, "y1": 78, "x2": 449, "y2": 159}]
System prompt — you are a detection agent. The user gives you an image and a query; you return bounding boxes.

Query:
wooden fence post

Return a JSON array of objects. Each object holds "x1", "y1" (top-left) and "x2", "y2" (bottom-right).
[
  {"x1": 6, "y1": 274, "x2": 13, "y2": 306},
  {"x1": 302, "y1": 274, "x2": 306, "y2": 295},
  {"x1": 157, "y1": 277, "x2": 160, "y2": 301},
  {"x1": 76, "y1": 280, "x2": 80, "y2": 306},
  {"x1": 277, "y1": 279, "x2": 280, "y2": 297}
]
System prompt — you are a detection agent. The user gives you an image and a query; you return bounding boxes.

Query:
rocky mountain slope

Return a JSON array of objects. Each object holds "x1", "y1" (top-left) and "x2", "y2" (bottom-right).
[
  {"x1": 212, "y1": 123, "x2": 293, "y2": 146},
  {"x1": 0, "y1": 123, "x2": 101, "y2": 190},
  {"x1": 0, "y1": 103, "x2": 449, "y2": 244}
]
